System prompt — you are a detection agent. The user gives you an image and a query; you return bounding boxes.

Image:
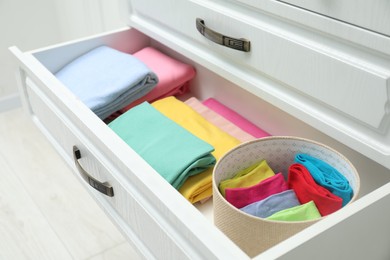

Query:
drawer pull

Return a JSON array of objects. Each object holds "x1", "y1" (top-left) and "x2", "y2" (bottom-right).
[
  {"x1": 72, "y1": 146, "x2": 114, "y2": 197},
  {"x1": 196, "y1": 18, "x2": 250, "y2": 52}
]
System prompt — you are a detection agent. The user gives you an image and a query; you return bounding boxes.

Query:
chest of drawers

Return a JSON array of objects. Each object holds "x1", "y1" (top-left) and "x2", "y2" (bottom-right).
[{"x1": 9, "y1": 0, "x2": 390, "y2": 259}]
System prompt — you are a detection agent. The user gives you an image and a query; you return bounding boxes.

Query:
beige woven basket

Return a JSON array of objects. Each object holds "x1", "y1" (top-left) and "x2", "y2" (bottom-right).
[{"x1": 213, "y1": 136, "x2": 360, "y2": 257}]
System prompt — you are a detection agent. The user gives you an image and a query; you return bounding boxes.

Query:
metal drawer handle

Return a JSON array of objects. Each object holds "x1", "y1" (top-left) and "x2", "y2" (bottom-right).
[
  {"x1": 72, "y1": 146, "x2": 114, "y2": 197},
  {"x1": 196, "y1": 18, "x2": 250, "y2": 52}
]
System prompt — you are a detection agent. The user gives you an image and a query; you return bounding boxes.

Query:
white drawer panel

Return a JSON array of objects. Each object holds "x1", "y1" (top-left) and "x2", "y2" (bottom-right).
[
  {"x1": 278, "y1": 0, "x2": 390, "y2": 36},
  {"x1": 10, "y1": 28, "x2": 390, "y2": 259},
  {"x1": 129, "y1": 0, "x2": 390, "y2": 131},
  {"x1": 127, "y1": 0, "x2": 390, "y2": 170}
]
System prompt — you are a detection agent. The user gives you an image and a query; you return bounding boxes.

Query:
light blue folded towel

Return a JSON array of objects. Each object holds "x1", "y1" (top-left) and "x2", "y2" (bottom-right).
[
  {"x1": 240, "y1": 190, "x2": 300, "y2": 218},
  {"x1": 55, "y1": 45, "x2": 158, "y2": 119},
  {"x1": 295, "y1": 153, "x2": 353, "y2": 206}
]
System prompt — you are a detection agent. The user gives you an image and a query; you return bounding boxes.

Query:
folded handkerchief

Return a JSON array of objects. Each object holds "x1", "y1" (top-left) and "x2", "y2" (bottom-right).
[
  {"x1": 55, "y1": 46, "x2": 158, "y2": 119},
  {"x1": 185, "y1": 97, "x2": 256, "y2": 142},
  {"x1": 202, "y1": 98, "x2": 270, "y2": 138},
  {"x1": 294, "y1": 154, "x2": 353, "y2": 206},
  {"x1": 240, "y1": 189, "x2": 300, "y2": 218},
  {"x1": 288, "y1": 163, "x2": 343, "y2": 216},
  {"x1": 266, "y1": 201, "x2": 321, "y2": 221},
  {"x1": 108, "y1": 102, "x2": 216, "y2": 190},
  {"x1": 120, "y1": 47, "x2": 195, "y2": 112},
  {"x1": 152, "y1": 96, "x2": 241, "y2": 203},
  {"x1": 219, "y1": 160, "x2": 275, "y2": 198},
  {"x1": 225, "y1": 173, "x2": 288, "y2": 208}
]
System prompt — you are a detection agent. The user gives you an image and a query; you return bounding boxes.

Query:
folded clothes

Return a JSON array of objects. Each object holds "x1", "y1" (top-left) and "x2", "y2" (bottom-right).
[
  {"x1": 219, "y1": 160, "x2": 275, "y2": 198},
  {"x1": 108, "y1": 102, "x2": 216, "y2": 190},
  {"x1": 294, "y1": 154, "x2": 353, "y2": 206},
  {"x1": 202, "y1": 98, "x2": 270, "y2": 138},
  {"x1": 225, "y1": 173, "x2": 288, "y2": 208},
  {"x1": 185, "y1": 97, "x2": 256, "y2": 142},
  {"x1": 288, "y1": 163, "x2": 343, "y2": 216},
  {"x1": 240, "y1": 189, "x2": 300, "y2": 218},
  {"x1": 55, "y1": 46, "x2": 158, "y2": 119},
  {"x1": 266, "y1": 201, "x2": 321, "y2": 221},
  {"x1": 120, "y1": 47, "x2": 195, "y2": 112},
  {"x1": 152, "y1": 96, "x2": 241, "y2": 203}
]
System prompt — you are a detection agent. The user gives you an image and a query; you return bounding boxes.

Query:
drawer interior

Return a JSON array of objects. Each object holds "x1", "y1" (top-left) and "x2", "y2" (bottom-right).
[{"x1": 22, "y1": 28, "x2": 390, "y2": 258}]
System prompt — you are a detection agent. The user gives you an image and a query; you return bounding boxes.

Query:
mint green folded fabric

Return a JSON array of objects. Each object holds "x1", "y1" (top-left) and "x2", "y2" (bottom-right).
[
  {"x1": 266, "y1": 201, "x2": 321, "y2": 221},
  {"x1": 108, "y1": 102, "x2": 216, "y2": 189}
]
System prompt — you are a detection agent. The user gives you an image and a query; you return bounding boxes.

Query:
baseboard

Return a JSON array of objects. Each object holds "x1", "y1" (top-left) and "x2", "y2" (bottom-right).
[{"x1": 0, "y1": 94, "x2": 21, "y2": 112}]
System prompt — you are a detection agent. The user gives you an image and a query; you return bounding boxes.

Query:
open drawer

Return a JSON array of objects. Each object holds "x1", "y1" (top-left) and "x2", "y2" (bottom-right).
[{"x1": 9, "y1": 26, "x2": 390, "y2": 259}]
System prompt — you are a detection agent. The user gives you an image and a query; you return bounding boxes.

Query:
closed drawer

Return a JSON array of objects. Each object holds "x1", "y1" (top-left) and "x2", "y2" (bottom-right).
[
  {"x1": 10, "y1": 26, "x2": 390, "y2": 259},
  {"x1": 277, "y1": 0, "x2": 390, "y2": 36},
  {"x1": 128, "y1": 0, "x2": 390, "y2": 169}
]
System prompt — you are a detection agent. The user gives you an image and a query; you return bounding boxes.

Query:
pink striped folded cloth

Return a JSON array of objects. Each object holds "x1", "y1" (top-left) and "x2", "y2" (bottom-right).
[
  {"x1": 225, "y1": 173, "x2": 288, "y2": 208},
  {"x1": 202, "y1": 98, "x2": 270, "y2": 138},
  {"x1": 184, "y1": 97, "x2": 256, "y2": 143},
  {"x1": 120, "y1": 47, "x2": 196, "y2": 112}
]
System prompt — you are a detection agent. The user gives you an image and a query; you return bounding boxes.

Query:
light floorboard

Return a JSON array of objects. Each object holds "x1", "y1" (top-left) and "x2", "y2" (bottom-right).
[{"x1": 0, "y1": 108, "x2": 141, "y2": 260}]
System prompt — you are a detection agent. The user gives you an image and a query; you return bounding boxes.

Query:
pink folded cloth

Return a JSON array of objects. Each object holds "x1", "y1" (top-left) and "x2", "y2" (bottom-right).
[
  {"x1": 225, "y1": 173, "x2": 288, "y2": 208},
  {"x1": 185, "y1": 97, "x2": 256, "y2": 143},
  {"x1": 120, "y1": 47, "x2": 196, "y2": 112},
  {"x1": 202, "y1": 98, "x2": 270, "y2": 138}
]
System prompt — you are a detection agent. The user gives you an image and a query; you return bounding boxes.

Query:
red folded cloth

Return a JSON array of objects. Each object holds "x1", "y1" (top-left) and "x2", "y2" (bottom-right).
[
  {"x1": 288, "y1": 163, "x2": 343, "y2": 216},
  {"x1": 202, "y1": 98, "x2": 270, "y2": 138},
  {"x1": 225, "y1": 173, "x2": 288, "y2": 208}
]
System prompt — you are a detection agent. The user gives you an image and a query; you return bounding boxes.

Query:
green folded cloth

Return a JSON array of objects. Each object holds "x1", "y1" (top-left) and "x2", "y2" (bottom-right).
[
  {"x1": 266, "y1": 201, "x2": 321, "y2": 221},
  {"x1": 109, "y1": 102, "x2": 216, "y2": 189}
]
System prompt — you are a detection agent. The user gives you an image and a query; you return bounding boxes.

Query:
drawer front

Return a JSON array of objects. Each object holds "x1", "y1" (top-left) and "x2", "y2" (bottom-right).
[
  {"x1": 128, "y1": 0, "x2": 390, "y2": 169},
  {"x1": 259, "y1": 182, "x2": 390, "y2": 260},
  {"x1": 278, "y1": 0, "x2": 390, "y2": 36},
  {"x1": 10, "y1": 28, "x2": 390, "y2": 258},
  {"x1": 129, "y1": 0, "x2": 390, "y2": 131},
  {"x1": 24, "y1": 78, "x2": 188, "y2": 259}
]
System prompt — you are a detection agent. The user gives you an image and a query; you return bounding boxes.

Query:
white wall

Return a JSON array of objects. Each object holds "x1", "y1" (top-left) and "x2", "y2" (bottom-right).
[
  {"x1": 53, "y1": 0, "x2": 124, "y2": 41},
  {"x1": 0, "y1": 0, "x2": 62, "y2": 98},
  {"x1": 0, "y1": 0, "x2": 124, "y2": 108}
]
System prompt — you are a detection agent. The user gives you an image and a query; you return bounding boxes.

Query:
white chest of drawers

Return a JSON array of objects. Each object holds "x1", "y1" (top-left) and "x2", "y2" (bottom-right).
[{"x1": 9, "y1": 0, "x2": 390, "y2": 259}]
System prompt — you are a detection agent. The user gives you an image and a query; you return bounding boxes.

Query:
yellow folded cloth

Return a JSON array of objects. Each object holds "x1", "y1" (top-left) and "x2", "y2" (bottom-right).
[
  {"x1": 152, "y1": 96, "x2": 241, "y2": 203},
  {"x1": 219, "y1": 160, "x2": 275, "y2": 197}
]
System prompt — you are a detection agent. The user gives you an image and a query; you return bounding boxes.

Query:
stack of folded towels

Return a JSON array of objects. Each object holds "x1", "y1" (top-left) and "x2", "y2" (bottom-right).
[
  {"x1": 219, "y1": 154, "x2": 353, "y2": 221},
  {"x1": 55, "y1": 46, "x2": 158, "y2": 120},
  {"x1": 108, "y1": 96, "x2": 269, "y2": 203},
  {"x1": 55, "y1": 44, "x2": 273, "y2": 204},
  {"x1": 55, "y1": 45, "x2": 196, "y2": 120}
]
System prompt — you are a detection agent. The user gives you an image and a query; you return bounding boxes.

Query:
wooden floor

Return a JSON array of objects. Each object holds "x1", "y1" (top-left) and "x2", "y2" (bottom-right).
[{"x1": 0, "y1": 108, "x2": 141, "y2": 259}]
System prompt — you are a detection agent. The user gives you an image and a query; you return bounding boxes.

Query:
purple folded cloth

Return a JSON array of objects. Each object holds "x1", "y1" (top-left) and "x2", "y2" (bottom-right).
[{"x1": 240, "y1": 189, "x2": 300, "y2": 218}]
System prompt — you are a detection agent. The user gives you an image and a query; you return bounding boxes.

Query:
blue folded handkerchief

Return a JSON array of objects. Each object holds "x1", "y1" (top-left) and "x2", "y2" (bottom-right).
[
  {"x1": 295, "y1": 153, "x2": 353, "y2": 206},
  {"x1": 55, "y1": 46, "x2": 158, "y2": 119},
  {"x1": 240, "y1": 189, "x2": 300, "y2": 218}
]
